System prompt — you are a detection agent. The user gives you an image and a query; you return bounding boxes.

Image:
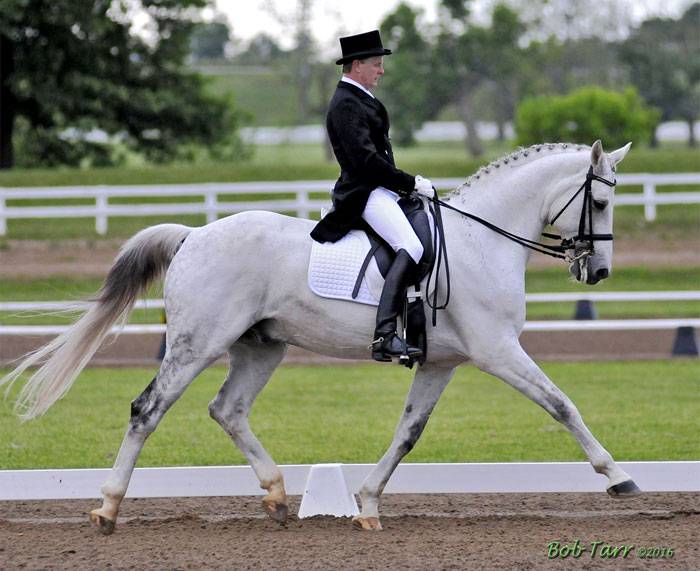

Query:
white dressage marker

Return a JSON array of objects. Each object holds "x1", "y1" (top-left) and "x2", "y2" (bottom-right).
[{"x1": 297, "y1": 464, "x2": 360, "y2": 518}]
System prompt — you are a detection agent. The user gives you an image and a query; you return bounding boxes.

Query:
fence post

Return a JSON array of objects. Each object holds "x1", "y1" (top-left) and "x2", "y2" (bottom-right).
[
  {"x1": 672, "y1": 326, "x2": 699, "y2": 357},
  {"x1": 0, "y1": 194, "x2": 6, "y2": 236},
  {"x1": 95, "y1": 189, "x2": 108, "y2": 235},
  {"x1": 297, "y1": 189, "x2": 310, "y2": 219},
  {"x1": 643, "y1": 180, "x2": 656, "y2": 222},
  {"x1": 205, "y1": 189, "x2": 218, "y2": 224},
  {"x1": 574, "y1": 299, "x2": 597, "y2": 320}
]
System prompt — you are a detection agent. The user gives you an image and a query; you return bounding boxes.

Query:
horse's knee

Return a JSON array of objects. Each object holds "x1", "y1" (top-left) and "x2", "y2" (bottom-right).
[{"x1": 130, "y1": 376, "x2": 162, "y2": 435}]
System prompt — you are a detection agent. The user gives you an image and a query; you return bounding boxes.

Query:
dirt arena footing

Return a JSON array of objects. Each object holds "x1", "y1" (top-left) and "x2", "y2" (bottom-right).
[{"x1": 1, "y1": 492, "x2": 698, "y2": 569}]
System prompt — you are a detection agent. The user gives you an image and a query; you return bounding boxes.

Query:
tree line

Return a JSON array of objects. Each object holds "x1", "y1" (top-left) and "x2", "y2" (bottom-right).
[
  {"x1": 375, "y1": 0, "x2": 698, "y2": 154},
  {"x1": 1, "y1": 0, "x2": 697, "y2": 169},
  {"x1": 224, "y1": 1, "x2": 697, "y2": 155}
]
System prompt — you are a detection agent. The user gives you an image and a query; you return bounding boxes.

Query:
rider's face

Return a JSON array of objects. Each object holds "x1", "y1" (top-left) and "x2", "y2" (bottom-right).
[{"x1": 354, "y1": 56, "x2": 384, "y2": 90}]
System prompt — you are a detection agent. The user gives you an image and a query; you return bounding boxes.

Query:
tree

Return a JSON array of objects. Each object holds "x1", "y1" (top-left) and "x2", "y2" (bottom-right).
[
  {"x1": 434, "y1": 2, "x2": 527, "y2": 156},
  {"x1": 620, "y1": 3, "x2": 700, "y2": 146},
  {"x1": 189, "y1": 18, "x2": 231, "y2": 61},
  {"x1": 263, "y1": 0, "x2": 316, "y2": 123},
  {"x1": 0, "y1": 0, "x2": 245, "y2": 169},
  {"x1": 502, "y1": 0, "x2": 635, "y2": 42},
  {"x1": 515, "y1": 86, "x2": 659, "y2": 148},
  {"x1": 379, "y1": 4, "x2": 438, "y2": 146},
  {"x1": 233, "y1": 33, "x2": 286, "y2": 66},
  {"x1": 477, "y1": 5, "x2": 527, "y2": 141}
]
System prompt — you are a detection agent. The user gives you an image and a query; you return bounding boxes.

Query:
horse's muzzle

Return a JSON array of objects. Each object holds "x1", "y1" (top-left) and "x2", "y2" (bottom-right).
[{"x1": 569, "y1": 257, "x2": 610, "y2": 285}]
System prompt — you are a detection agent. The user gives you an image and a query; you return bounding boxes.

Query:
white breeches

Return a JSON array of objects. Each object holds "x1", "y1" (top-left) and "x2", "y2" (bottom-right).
[{"x1": 361, "y1": 187, "x2": 424, "y2": 264}]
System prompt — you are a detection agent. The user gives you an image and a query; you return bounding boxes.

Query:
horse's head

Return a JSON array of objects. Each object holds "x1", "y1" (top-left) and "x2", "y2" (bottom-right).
[{"x1": 551, "y1": 140, "x2": 631, "y2": 285}]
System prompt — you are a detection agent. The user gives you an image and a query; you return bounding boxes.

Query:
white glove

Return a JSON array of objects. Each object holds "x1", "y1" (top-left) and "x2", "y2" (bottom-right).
[{"x1": 414, "y1": 175, "x2": 434, "y2": 198}]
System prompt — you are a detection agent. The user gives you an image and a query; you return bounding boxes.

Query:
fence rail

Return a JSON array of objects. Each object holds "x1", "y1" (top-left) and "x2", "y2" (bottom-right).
[
  {"x1": 1, "y1": 291, "x2": 699, "y2": 313},
  {"x1": 0, "y1": 461, "x2": 698, "y2": 500},
  {"x1": 1, "y1": 173, "x2": 698, "y2": 235},
  {"x1": 1, "y1": 319, "x2": 698, "y2": 336}
]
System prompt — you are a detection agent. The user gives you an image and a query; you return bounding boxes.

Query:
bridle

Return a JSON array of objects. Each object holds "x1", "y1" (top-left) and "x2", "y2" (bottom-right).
[
  {"x1": 545, "y1": 165, "x2": 617, "y2": 260},
  {"x1": 429, "y1": 165, "x2": 616, "y2": 262},
  {"x1": 424, "y1": 166, "x2": 617, "y2": 324}
]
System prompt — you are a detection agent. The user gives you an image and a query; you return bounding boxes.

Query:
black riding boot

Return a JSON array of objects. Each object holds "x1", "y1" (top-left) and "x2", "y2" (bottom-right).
[{"x1": 371, "y1": 249, "x2": 423, "y2": 362}]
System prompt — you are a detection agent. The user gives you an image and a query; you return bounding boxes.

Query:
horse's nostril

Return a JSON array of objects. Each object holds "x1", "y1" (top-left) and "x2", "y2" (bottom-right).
[{"x1": 596, "y1": 268, "x2": 609, "y2": 279}]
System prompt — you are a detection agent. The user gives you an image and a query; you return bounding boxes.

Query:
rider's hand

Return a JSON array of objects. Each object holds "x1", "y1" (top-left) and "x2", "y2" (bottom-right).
[{"x1": 414, "y1": 175, "x2": 434, "y2": 198}]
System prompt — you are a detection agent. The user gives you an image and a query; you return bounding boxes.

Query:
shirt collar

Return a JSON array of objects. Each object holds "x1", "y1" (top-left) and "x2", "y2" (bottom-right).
[{"x1": 341, "y1": 76, "x2": 375, "y2": 99}]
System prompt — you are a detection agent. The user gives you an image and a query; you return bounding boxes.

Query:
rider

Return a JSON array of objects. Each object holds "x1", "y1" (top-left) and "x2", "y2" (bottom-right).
[{"x1": 310, "y1": 30, "x2": 434, "y2": 362}]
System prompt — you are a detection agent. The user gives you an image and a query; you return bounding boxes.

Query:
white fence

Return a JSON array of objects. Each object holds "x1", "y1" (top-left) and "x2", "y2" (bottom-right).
[
  {"x1": 0, "y1": 173, "x2": 698, "y2": 235},
  {"x1": 1, "y1": 291, "x2": 698, "y2": 336},
  {"x1": 2, "y1": 290, "x2": 698, "y2": 313},
  {"x1": 1, "y1": 319, "x2": 698, "y2": 337},
  {"x1": 1, "y1": 461, "x2": 698, "y2": 500}
]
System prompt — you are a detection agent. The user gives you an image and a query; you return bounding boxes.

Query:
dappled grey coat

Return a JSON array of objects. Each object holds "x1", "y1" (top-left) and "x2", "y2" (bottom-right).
[{"x1": 310, "y1": 81, "x2": 416, "y2": 243}]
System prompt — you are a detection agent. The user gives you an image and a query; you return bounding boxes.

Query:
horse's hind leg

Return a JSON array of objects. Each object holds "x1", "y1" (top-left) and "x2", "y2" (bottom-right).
[
  {"x1": 208, "y1": 337, "x2": 288, "y2": 524},
  {"x1": 475, "y1": 340, "x2": 639, "y2": 496},
  {"x1": 89, "y1": 353, "x2": 216, "y2": 534}
]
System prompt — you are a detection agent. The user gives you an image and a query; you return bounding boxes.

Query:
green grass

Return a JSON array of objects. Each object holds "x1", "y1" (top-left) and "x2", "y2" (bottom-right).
[
  {"x1": 1, "y1": 267, "x2": 697, "y2": 325},
  {"x1": 1, "y1": 141, "x2": 696, "y2": 187},
  {"x1": 524, "y1": 266, "x2": 700, "y2": 319},
  {"x1": 0, "y1": 277, "x2": 164, "y2": 325},
  {"x1": 203, "y1": 68, "x2": 308, "y2": 127},
  {"x1": 0, "y1": 361, "x2": 697, "y2": 470}
]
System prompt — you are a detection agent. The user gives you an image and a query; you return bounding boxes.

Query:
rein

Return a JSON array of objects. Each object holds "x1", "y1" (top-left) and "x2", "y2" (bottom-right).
[{"x1": 424, "y1": 166, "x2": 617, "y2": 324}]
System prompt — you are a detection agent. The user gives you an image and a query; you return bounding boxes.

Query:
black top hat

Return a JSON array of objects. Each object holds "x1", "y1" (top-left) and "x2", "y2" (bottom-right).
[{"x1": 335, "y1": 30, "x2": 392, "y2": 65}]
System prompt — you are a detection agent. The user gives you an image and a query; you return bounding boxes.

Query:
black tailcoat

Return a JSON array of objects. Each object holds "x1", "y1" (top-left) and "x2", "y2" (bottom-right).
[{"x1": 310, "y1": 81, "x2": 415, "y2": 243}]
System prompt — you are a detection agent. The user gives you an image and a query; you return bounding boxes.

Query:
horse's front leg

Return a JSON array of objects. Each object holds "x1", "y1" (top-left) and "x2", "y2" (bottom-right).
[
  {"x1": 475, "y1": 338, "x2": 640, "y2": 496},
  {"x1": 354, "y1": 363, "x2": 456, "y2": 531}
]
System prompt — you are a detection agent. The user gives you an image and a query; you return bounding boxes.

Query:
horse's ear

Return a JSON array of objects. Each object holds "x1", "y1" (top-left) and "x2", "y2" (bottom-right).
[
  {"x1": 590, "y1": 140, "x2": 604, "y2": 167},
  {"x1": 608, "y1": 142, "x2": 632, "y2": 167}
]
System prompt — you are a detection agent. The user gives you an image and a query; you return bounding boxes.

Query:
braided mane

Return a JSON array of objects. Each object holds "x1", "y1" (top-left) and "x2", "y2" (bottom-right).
[{"x1": 450, "y1": 142, "x2": 590, "y2": 196}]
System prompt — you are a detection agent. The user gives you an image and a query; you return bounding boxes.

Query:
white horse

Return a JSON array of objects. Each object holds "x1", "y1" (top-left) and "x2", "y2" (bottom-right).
[{"x1": 2, "y1": 140, "x2": 637, "y2": 534}]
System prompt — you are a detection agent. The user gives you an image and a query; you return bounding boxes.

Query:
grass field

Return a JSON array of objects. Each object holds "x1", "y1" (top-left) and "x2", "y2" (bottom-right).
[
  {"x1": 1, "y1": 267, "x2": 698, "y2": 325},
  {"x1": 1, "y1": 141, "x2": 697, "y2": 188},
  {"x1": 1, "y1": 361, "x2": 697, "y2": 470}
]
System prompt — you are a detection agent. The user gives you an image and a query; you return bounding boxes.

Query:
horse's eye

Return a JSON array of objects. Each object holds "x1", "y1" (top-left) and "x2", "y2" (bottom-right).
[{"x1": 593, "y1": 199, "x2": 608, "y2": 211}]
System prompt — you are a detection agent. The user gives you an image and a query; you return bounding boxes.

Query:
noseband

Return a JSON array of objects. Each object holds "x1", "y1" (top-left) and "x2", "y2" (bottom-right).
[{"x1": 545, "y1": 166, "x2": 616, "y2": 258}]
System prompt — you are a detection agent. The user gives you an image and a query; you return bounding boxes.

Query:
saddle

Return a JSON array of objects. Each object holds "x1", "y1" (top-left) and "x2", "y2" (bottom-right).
[{"x1": 308, "y1": 196, "x2": 437, "y2": 367}]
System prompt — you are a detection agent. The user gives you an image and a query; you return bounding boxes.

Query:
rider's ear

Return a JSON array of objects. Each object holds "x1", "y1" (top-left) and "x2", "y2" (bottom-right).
[
  {"x1": 608, "y1": 142, "x2": 632, "y2": 167},
  {"x1": 590, "y1": 140, "x2": 604, "y2": 168}
]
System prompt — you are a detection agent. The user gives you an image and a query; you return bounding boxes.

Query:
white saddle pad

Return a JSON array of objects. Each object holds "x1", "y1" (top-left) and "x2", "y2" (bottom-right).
[{"x1": 308, "y1": 230, "x2": 384, "y2": 306}]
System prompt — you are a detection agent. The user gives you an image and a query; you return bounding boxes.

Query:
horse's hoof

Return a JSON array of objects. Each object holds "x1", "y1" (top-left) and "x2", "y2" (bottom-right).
[
  {"x1": 89, "y1": 510, "x2": 116, "y2": 535},
  {"x1": 263, "y1": 500, "x2": 288, "y2": 525},
  {"x1": 352, "y1": 516, "x2": 383, "y2": 531},
  {"x1": 607, "y1": 479, "x2": 641, "y2": 498}
]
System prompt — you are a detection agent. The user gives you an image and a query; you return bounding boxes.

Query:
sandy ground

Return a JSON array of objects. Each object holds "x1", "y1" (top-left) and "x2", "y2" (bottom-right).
[{"x1": 1, "y1": 493, "x2": 698, "y2": 569}]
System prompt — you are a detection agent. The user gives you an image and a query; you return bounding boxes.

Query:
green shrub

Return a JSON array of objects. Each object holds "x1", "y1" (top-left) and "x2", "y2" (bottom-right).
[{"x1": 515, "y1": 86, "x2": 660, "y2": 148}]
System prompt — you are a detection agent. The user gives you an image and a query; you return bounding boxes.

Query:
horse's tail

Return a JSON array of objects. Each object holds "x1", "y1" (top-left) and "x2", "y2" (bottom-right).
[{"x1": 0, "y1": 223, "x2": 192, "y2": 421}]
